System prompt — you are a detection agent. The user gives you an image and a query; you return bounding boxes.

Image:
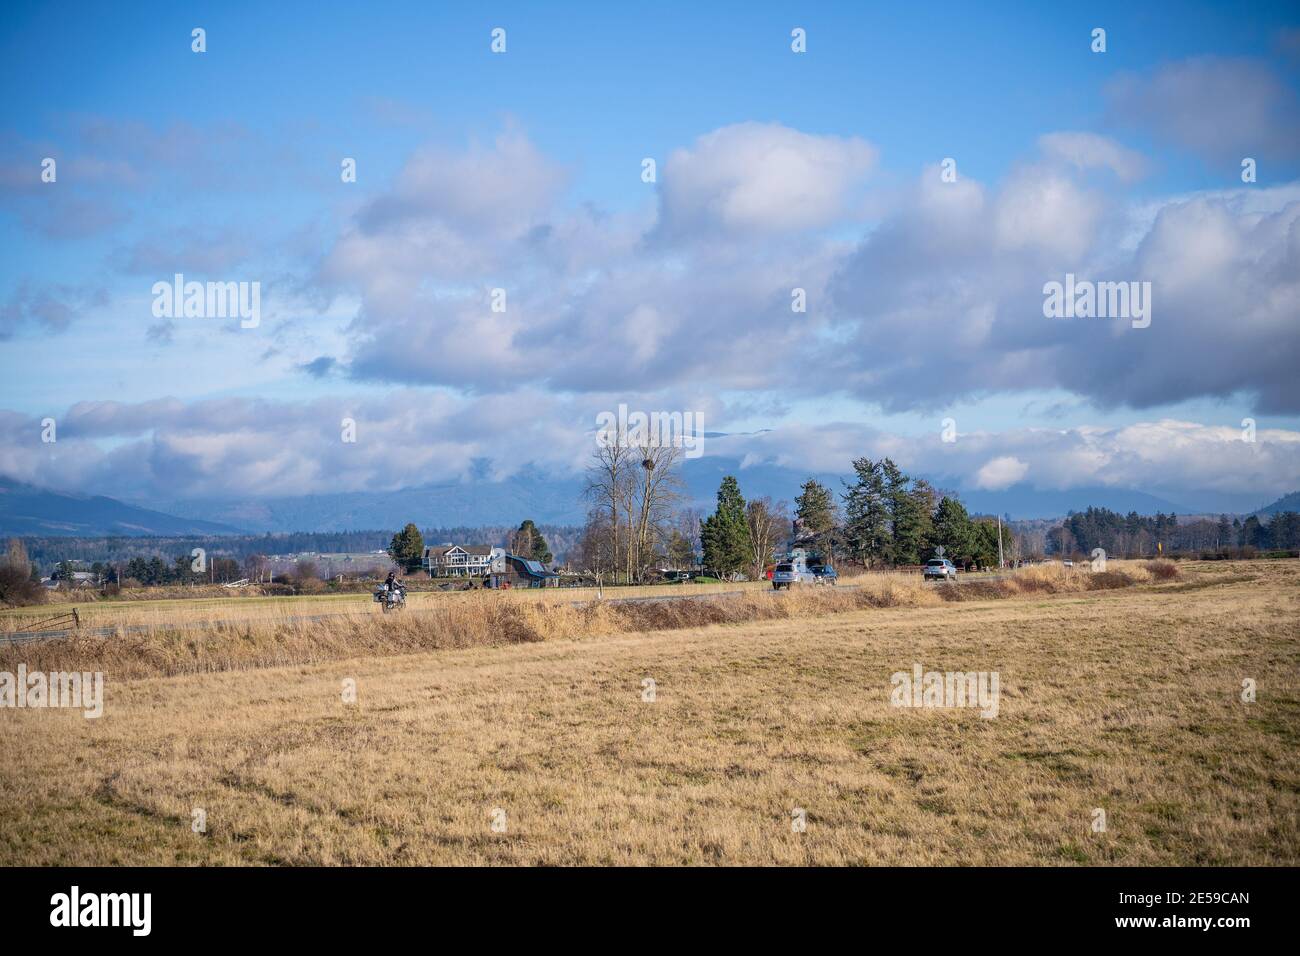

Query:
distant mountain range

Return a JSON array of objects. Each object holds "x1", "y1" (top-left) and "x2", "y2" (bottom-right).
[
  {"x1": 146, "y1": 460, "x2": 1292, "y2": 532},
  {"x1": 2, "y1": 468, "x2": 1295, "y2": 537},
  {"x1": 0, "y1": 477, "x2": 240, "y2": 536},
  {"x1": 1256, "y1": 491, "x2": 1300, "y2": 516},
  {"x1": 141, "y1": 459, "x2": 848, "y2": 532}
]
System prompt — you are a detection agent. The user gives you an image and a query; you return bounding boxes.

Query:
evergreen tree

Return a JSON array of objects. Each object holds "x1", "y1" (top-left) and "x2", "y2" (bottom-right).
[
  {"x1": 700, "y1": 476, "x2": 752, "y2": 577},
  {"x1": 794, "y1": 478, "x2": 837, "y2": 559},
  {"x1": 124, "y1": 557, "x2": 148, "y2": 583},
  {"x1": 795, "y1": 479, "x2": 836, "y2": 535},
  {"x1": 908, "y1": 479, "x2": 938, "y2": 561},
  {"x1": 1272, "y1": 512, "x2": 1300, "y2": 550},
  {"x1": 930, "y1": 497, "x2": 975, "y2": 564},
  {"x1": 511, "y1": 519, "x2": 553, "y2": 564},
  {"x1": 1241, "y1": 515, "x2": 1265, "y2": 549},
  {"x1": 842, "y1": 458, "x2": 890, "y2": 566},
  {"x1": 881, "y1": 458, "x2": 926, "y2": 565},
  {"x1": 1216, "y1": 514, "x2": 1232, "y2": 550},
  {"x1": 970, "y1": 518, "x2": 1010, "y2": 569},
  {"x1": 388, "y1": 523, "x2": 426, "y2": 572}
]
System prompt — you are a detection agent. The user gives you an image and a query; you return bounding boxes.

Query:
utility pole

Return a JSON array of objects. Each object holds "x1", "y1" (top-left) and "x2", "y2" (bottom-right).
[{"x1": 997, "y1": 513, "x2": 1005, "y2": 569}]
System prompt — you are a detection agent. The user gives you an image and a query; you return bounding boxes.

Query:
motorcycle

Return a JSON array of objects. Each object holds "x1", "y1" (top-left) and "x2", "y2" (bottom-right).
[{"x1": 373, "y1": 582, "x2": 407, "y2": 612}]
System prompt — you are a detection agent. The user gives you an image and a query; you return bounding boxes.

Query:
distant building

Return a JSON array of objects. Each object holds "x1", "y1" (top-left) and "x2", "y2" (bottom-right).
[
  {"x1": 423, "y1": 544, "x2": 505, "y2": 578},
  {"x1": 44, "y1": 570, "x2": 97, "y2": 589},
  {"x1": 265, "y1": 551, "x2": 396, "y2": 578},
  {"x1": 486, "y1": 554, "x2": 560, "y2": 589}
]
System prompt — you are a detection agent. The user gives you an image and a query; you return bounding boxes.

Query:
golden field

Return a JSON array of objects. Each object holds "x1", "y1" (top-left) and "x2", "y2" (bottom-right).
[
  {"x1": 1, "y1": 560, "x2": 1296, "y2": 865},
  {"x1": 0, "y1": 578, "x2": 769, "y2": 634}
]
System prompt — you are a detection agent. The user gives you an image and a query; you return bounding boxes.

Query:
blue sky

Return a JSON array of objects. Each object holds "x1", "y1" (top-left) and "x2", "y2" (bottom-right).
[{"x1": 2, "y1": 0, "x2": 1299, "y2": 513}]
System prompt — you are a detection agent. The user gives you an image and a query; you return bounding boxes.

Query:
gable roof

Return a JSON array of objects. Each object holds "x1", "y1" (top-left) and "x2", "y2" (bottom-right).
[{"x1": 426, "y1": 544, "x2": 495, "y2": 558}]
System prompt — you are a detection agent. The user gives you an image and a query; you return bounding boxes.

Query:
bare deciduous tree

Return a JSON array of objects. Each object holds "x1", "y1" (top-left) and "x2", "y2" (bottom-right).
[
  {"x1": 628, "y1": 441, "x2": 685, "y2": 582},
  {"x1": 584, "y1": 440, "x2": 636, "y2": 583},
  {"x1": 746, "y1": 497, "x2": 790, "y2": 581},
  {"x1": 584, "y1": 432, "x2": 686, "y2": 583}
]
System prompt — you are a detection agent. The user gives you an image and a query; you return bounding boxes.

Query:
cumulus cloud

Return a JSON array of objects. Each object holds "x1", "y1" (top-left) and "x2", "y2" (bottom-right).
[
  {"x1": 708, "y1": 418, "x2": 1300, "y2": 502},
  {"x1": 1037, "y1": 132, "x2": 1148, "y2": 183},
  {"x1": 8, "y1": 117, "x2": 1288, "y2": 510},
  {"x1": 356, "y1": 127, "x2": 568, "y2": 238},
  {"x1": 827, "y1": 164, "x2": 1300, "y2": 413},
  {"x1": 655, "y1": 122, "x2": 878, "y2": 237},
  {"x1": 309, "y1": 121, "x2": 1300, "y2": 416},
  {"x1": 316, "y1": 124, "x2": 850, "y2": 394},
  {"x1": 4, "y1": 397, "x2": 1294, "y2": 507},
  {"x1": 974, "y1": 456, "x2": 1030, "y2": 490},
  {"x1": 1107, "y1": 57, "x2": 1300, "y2": 166},
  {"x1": 0, "y1": 389, "x2": 727, "y2": 499}
]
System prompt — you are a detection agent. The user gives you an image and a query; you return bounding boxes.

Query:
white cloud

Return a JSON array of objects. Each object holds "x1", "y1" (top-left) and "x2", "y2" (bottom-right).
[
  {"x1": 657, "y1": 122, "x2": 878, "y2": 237},
  {"x1": 704, "y1": 418, "x2": 1300, "y2": 503},
  {"x1": 357, "y1": 126, "x2": 568, "y2": 237},
  {"x1": 993, "y1": 170, "x2": 1100, "y2": 260},
  {"x1": 974, "y1": 456, "x2": 1030, "y2": 490},
  {"x1": 1037, "y1": 132, "x2": 1147, "y2": 183},
  {"x1": 1107, "y1": 57, "x2": 1300, "y2": 165},
  {"x1": 303, "y1": 119, "x2": 1300, "y2": 416},
  {"x1": 2, "y1": 395, "x2": 1297, "y2": 510}
]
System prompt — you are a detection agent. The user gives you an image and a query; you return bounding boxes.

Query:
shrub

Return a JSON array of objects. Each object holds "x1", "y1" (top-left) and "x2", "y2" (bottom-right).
[
  {"x1": 0, "y1": 564, "x2": 47, "y2": 607},
  {"x1": 1085, "y1": 570, "x2": 1133, "y2": 590},
  {"x1": 1142, "y1": 561, "x2": 1179, "y2": 581}
]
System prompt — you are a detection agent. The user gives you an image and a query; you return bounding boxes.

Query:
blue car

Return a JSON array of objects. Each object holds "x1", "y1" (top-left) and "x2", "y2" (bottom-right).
[
  {"x1": 773, "y1": 558, "x2": 837, "y2": 589},
  {"x1": 809, "y1": 564, "x2": 838, "y2": 584}
]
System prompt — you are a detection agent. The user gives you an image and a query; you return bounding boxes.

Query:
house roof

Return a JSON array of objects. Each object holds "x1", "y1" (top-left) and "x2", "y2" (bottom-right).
[{"x1": 426, "y1": 544, "x2": 495, "y2": 558}]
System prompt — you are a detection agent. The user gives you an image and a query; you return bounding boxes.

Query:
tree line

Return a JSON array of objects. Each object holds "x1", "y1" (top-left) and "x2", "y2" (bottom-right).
[
  {"x1": 1050, "y1": 506, "x2": 1300, "y2": 557},
  {"x1": 572, "y1": 437, "x2": 1017, "y2": 582},
  {"x1": 14, "y1": 524, "x2": 582, "y2": 577},
  {"x1": 696, "y1": 459, "x2": 1015, "y2": 577}
]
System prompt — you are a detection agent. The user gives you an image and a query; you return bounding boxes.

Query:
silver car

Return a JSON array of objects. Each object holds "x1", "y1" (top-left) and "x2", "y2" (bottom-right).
[{"x1": 923, "y1": 558, "x2": 957, "y2": 581}]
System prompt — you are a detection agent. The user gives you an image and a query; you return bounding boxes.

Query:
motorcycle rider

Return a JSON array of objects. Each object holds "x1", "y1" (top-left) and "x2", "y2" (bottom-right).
[{"x1": 384, "y1": 569, "x2": 402, "y2": 598}]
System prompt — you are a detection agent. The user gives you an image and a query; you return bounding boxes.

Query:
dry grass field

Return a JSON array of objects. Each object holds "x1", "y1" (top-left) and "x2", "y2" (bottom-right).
[
  {"x1": 1, "y1": 560, "x2": 1297, "y2": 865},
  {"x1": 0, "y1": 578, "x2": 770, "y2": 634}
]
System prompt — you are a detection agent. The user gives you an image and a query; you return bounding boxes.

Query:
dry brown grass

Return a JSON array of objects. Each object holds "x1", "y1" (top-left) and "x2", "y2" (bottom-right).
[
  {"x1": 2, "y1": 559, "x2": 1296, "y2": 865},
  {"x1": 0, "y1": 563, "x2": 1157, "y2": 680},
  {"x1": 0, "y1": 578, "x2": 770, "y2": 632}
]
